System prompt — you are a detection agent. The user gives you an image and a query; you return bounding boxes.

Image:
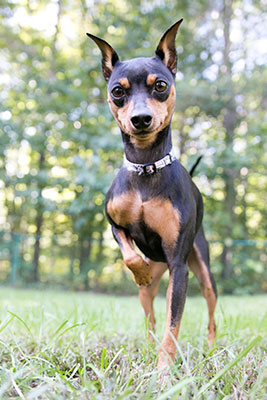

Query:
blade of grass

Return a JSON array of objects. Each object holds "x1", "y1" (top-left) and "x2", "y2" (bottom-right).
[
  {"x1": 0, "y1": 315, "x2": 15, "y2": 333},
  {"x1": 8, "y1": 311, "x2": 33, "y2": 338},
  {"x1": 87, "y1": 362, "x2": 104, "y2": 379},
  {"x1": 54, "y1": 322, "x2": 85, "y2": 340},
  {"x1": 0, "y1": 369, "x2": 26, "y2": 398},
  {"x1": 168, "y1": 330, "x2": 199, "y2": 397},
  {"x1": 157, "y1": 377, "x2": 196, "y2": 400},
  {"x1": 190, "y1": 346, "x2": 222, "y2": 374},
  {"x1": 169, "y1": 330, "x2": 190, "y2": 373},
  {"x1": 101, "y1": 347, "x2": 107, "y2": 371},
  {"x1": 11, "y1": 377, "x2": 25, "y2": 400},
  {"x1": 196, "y1": 335, "x2": 262, "y2": 398},
  {"x1": 48, "y1": 319, "x2": 68, "y2": 342},
  {"x1": 105, "y1": 347, "x2": 124, "y2": 374}
]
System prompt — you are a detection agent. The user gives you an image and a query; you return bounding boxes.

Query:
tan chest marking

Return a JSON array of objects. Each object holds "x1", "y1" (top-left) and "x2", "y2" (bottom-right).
[
  {"x1": 107, "y1": 191, "x2": 142, "y2": 227},
  {"x1": 107, "y1": 192, "x2": 180, "y2": 247},
  {"x1": 143, "y1": 197, "x2": 180, "y2": 247}
]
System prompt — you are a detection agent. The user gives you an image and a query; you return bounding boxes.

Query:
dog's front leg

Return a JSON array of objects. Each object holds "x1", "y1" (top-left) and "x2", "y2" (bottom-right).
[
  {"x1": 112, "y1": 226, "x2": 152, "y2": 287},
  {"x1": 158, "y1": 255, "x2": 189, "y2": 370}
]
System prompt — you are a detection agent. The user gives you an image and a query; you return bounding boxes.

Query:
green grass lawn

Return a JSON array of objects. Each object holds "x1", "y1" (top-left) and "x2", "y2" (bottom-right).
[{"x1": 0, "y1": 288, "x2": 266, "y2": 399}]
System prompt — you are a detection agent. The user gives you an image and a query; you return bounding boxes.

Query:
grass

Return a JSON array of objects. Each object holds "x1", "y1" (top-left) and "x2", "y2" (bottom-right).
[{"x1": 0, "y1": 288, "x2": 266, "y2": 399}]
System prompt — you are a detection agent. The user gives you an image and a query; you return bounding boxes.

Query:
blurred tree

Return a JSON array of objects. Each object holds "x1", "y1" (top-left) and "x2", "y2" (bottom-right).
[{"x1": 0, "y1": 0, "x2": 266, "y2": 292}]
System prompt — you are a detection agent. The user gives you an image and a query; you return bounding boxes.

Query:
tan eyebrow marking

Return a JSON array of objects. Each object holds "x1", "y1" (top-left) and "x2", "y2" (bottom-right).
[
  {"x1": 146, "y1": 74, "x2": 157, "y2": 86},
  {"x1": 119, "y1": 78, "x2": 130, "y2": 89}
]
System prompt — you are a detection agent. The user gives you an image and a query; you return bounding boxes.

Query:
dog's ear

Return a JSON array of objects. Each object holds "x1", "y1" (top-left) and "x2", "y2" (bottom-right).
[
  {"x1": 155, "y1": 19, "x2": 183, "y2": 75},
  {"x1": 87, "y1": 33, "x2": 119, "y2": 81}
]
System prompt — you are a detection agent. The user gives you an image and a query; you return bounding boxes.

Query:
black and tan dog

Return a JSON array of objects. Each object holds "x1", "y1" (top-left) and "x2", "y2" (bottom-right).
[{"x1": 87, "y1": 20, "x2": 217, "y2": 369}]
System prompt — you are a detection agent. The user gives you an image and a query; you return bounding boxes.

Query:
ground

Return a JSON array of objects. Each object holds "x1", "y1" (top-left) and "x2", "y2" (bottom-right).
[{"x1": 0, "y1": 288, "x2": 266, "y2": 399}]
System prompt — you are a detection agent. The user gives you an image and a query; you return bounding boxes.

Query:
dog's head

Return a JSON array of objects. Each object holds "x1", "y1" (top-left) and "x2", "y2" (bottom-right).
[{"x1": 87, "y1": 20, "x2": 182, "y2": 148}]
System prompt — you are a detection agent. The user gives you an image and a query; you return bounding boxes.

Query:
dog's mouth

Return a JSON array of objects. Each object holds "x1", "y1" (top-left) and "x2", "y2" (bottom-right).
[
  {"x1": 132, "y1": 129, "x2": 152, "y2": 136},
  {"x1": 130, "y1": 123, "x2": 164, "y2": 138},
  {"x1": 130, "y1": 126, "x2": 156, "y2": 136}
]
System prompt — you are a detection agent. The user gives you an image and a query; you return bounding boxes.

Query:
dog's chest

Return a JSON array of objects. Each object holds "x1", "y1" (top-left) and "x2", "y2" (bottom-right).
[{"x1": 107, "y1": 191, "x2": 180, "y2": 247}]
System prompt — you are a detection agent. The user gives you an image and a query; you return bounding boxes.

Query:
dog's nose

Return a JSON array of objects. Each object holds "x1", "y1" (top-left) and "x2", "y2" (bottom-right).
[{"x1": 131, "y1": 111, "x2": 152, "y2": 130}]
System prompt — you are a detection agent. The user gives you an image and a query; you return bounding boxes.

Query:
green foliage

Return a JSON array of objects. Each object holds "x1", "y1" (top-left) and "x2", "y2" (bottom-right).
[{"x1": 0, "y1": 0, "x2": 266, "y2": 292}]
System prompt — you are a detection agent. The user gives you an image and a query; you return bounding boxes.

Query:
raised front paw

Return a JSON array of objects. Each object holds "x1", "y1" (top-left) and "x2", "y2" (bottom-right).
[
  {"x1": 133, "y1": 262, "x2": 152, "y2": 286},
  {"x1": 126, "y1": 255, "x2": 152, "y2": 286}
]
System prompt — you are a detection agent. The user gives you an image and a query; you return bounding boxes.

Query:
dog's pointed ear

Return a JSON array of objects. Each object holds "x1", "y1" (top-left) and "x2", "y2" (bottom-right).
[
  {"x1": 155, "y1": 19, "x2": 183, "y2": 75},
  {"x1": 87, "y1": 33, "x2": 120, "y2": 81}
]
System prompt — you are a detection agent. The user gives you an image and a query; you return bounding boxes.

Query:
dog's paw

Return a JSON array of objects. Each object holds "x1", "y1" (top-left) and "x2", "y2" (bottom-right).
[
  {"x1": 157, "y1": 355, "x2": 172, "y2": 385},
  {"x1": 134, "y1": 268, "x2": 153, "y2": 287},
  {"x1": 128, "y1": 256, "x2": 152, "y2": 286}
]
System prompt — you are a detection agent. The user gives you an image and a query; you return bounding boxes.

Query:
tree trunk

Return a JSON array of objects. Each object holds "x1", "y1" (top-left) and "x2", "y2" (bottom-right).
[
  {"x1": 97, "y1": 230, "x2": 104, "y2": 265},
  {"x1": 79, "y1": 236, "x2": 92, "y2": 289},
  {"x1": 33, "y1": 152, "x2": 45, "y2": 282},
  {"x1": 33, "y1": 214, "x2": 43, "y2": 281},
  {"x1": 220, "y1": 0, "x2": 238, "y2": 280}
]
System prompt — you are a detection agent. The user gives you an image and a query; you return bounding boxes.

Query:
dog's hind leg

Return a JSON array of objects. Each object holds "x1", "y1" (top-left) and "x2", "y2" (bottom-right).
[
  {"x1": 139, "y1": 260, "x2": 167, "y2": 332},
  {"x1": 188, "y1": 226, "x2": 217, "y2": 346}
]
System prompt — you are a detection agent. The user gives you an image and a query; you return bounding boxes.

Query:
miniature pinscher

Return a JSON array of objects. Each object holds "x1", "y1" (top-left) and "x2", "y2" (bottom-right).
[{"x1": 87, "y1": 20, "x2": 217, "y2": 370}]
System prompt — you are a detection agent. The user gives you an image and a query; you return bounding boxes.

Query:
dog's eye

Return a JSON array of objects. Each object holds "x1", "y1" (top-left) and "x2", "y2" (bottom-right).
[
  {"x1": 155, "y1": 80, "x2": 167, "y2": 92},
  {"x1": 112, "y1": 86, "x2": 124, "y2": 98}
]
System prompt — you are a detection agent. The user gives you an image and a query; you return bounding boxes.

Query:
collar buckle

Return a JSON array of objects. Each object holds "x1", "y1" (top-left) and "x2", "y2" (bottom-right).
[{"x1": 144, "y1": 164, "x2": 156, "y2": 175}]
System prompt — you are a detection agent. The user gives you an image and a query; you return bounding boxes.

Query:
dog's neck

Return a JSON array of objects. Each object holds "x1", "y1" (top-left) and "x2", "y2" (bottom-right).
[{"x1": 121, "y1": 125, "x2": 173, "y2": 164}]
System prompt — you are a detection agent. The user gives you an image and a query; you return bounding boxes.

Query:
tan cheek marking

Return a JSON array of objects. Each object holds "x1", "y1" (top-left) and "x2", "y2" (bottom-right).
[
  {"x1": 108, "y1": 93, "x2": 119, "y2": 119},
  {"x1": 119, "y1": 78, "x2": 130, "y2": 89},
  {"x1": 146, "y1": 74, "x2": 157, "y2": 86},
  {"x1": 107, "y1": 191, "x2": 142, "y2": 227},
  {"x1": 146, "y1": 84, "x2": 176, "y2": 132},
  {"x1": 167, "y1": 85, "x2": 176, "y2": 113},
  {"x1": 117, "y1": 100, "x2": 134, "y2": 131},
  {"x1": 147, "y1": 97, "x2": 168, "y2": 125},
  {"x1": 143, "y1": 198, "x2": 180, "y2": 247},
  {"x1": 108, "y1": 94, "x2": 134, "y2": 132}
]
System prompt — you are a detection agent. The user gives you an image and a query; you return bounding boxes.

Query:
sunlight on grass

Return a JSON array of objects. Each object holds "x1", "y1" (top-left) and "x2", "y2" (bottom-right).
[{"x1": 0, "y1": 289, "x2": 266, "y2": 399}]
